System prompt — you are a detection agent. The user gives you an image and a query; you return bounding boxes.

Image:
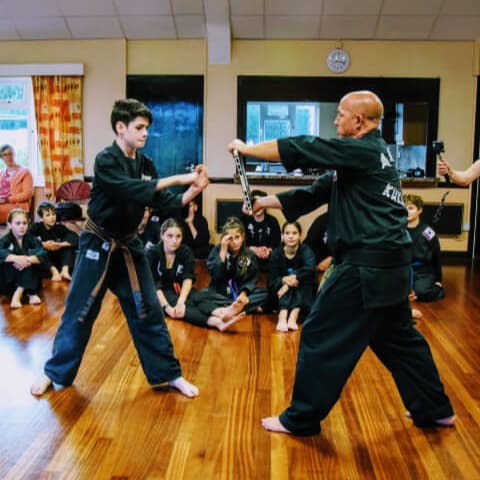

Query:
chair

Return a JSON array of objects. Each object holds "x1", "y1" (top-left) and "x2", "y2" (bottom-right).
[
  {"x1": 55, "y1": 179, "x2": 91, "y2": 230},
  {"x1": 55, "y1": 179, "x2": 91, "y2": 203}
]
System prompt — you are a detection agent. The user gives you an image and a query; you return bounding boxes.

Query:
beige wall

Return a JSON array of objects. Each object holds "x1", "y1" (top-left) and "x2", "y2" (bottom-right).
[
  {"x1": 130, "y1": 40, "x2": 476, "y2": 248},
  {"x1": 0, "y1": 39, "x2": 126, "y2": 172},
  {"x1": 1, "y1": 38, "x2": 477, "y2": 250}
]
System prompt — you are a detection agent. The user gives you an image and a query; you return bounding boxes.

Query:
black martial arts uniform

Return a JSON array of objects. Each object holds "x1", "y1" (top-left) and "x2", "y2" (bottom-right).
[
  {"x1": 272, "y1": 131, "x2": 453, "y2": 435},
  {"x1": 304, "y1": 212, "x2": 331, "y2": 264},
  {"x1": 197, "y1": 245, "x2": 268, "y2": 314},
  {"x1": 43, "y1": 142, "x2": 186, "y2": 387},
  {"x1": 147, "y1": 242, "x2": 207, "y2": 327},
  {"x1": 241, "y1": 213, "x2": 281, "y2": 270},
  {"x1": 29, "y1": 221, "x2": 79, "y2": 275},
  {"x1": 267, "y1": 243, "x2": 317, "y2": 314},
  {"x1": 408, "y1": 223, "x2": 445, "y2": 301},
  {"x1": 0, "y1": 231, "x2": 47, "y2": 296},
  {"x1": 181, "y1": 214, "x2": 213, "y2": 259}
]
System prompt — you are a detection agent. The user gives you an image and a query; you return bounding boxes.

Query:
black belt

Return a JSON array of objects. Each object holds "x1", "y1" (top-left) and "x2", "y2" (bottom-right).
[
  {"x1": 78, "y1": 216, "x2": 145, "y2": 322},
  {"x1": 335, "y1": 247, "x2": 412, "y2": 268}
]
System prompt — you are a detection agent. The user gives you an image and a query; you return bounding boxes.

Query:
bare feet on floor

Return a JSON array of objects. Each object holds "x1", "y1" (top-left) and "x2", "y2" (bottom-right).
[
  {"x1": 10, "y1": 287, "x2": 23, "y2": 308},
  {"x1": 168, "y1": 376, "x2": 199, "y2": 398},
  {"x1": 30, "y1": 374, "x2": 53, "y2": 396},
  {"x1": 412, "y1": 308, "x2": 423, "y2": 320},
  {"x1": 261, "y1": 416, "x2": 292, "y2": 433},
  {"x1": 51, "y1": 273, "x2": 62, "y2": 282},
  {"x1": 276, "y1": 310, "x2": 288, "y2": 332},
  {"x1": 220, "y1": 297, "x2": 248, "y2": 321},
  {"x1": 405, "y1": 410, "x2": 456, "y2": 426},
  {"x1": 10, "y1": 298, "x2": 22, "y2": 308},
  {"x1": 217, "y1": 312, "x2": 246, "y2": 331},
  {"x1": 60, "y1": 268, "x2": 72, "y2": 281},
  {"x1": 28, "y1": 294, "x2": 42, "y2": 305}
]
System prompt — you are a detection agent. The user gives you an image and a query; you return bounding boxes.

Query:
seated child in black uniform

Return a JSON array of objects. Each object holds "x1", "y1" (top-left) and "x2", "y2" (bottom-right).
[
  {"x1": 138, "y1": 207, "x2": 162, "y2": 249},
  {"x1": 241, "y1": 190, "x2": 281, "y2": 270},
  {"x1": 304, "y1": 211, "x2": 333, "y2": 274},
  {"x1": 199, "y1": 216, "x2": 268, "y2": 316},
  {"x1": 29, "y1": 201, "x2": 79, "y2": 281},
  {"x1": 181, "y1": 199, "x2": 213, "y2": 259},
  {"x1": 405, "y1": 194, "x2": 445, "y2": 302},
  {"x1": 0, "y1": 208, "x2": 47, "y2": 308},
  {"x1": 268, "y1": 221, "x2": 317, "y2": 332},
  {"x1": 147, "y1": 218, "x2": 246, "y2": 331}
]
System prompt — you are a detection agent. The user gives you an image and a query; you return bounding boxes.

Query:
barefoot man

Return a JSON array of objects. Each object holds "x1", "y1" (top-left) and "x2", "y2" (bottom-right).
[
  {"x1": 229, "y1": 90, "x2": 455, "y2": 435},
  {"x1": 31, "y1": 99, "x2": 208, "y2": 398}
]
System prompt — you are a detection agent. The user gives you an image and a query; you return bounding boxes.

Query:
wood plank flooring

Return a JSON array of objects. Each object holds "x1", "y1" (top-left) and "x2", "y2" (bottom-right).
[{"x1": 0, "y1": 260, "x2": 479, "y2": 479}]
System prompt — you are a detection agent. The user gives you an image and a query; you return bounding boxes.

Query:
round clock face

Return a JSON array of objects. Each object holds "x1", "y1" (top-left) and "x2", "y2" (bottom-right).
[{"x1": 326, "y1": 48, "x2": 350, "y2": 73}]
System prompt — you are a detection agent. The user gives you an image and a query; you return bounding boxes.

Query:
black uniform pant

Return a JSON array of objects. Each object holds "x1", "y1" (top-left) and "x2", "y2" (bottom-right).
[
  {"x1": 162, "y1": 287, "x2": 209, "y2": 327},
  {"x1": 0, "y1": 263, "x2": 42, "y2": 295},
  {"x1": 413, "y1": 267, "x2": 445, "y2": 302},
  {"x1": 44, "y1": 232, "x2": 181, "y2": 387},
  {"x1": 196, "y1": 287, "x2": 268, "y2": 315},
  {"x1": 279, "y1": 263, "x2": 454, "y2": 435},
  {"x1": 45, "y1": 247, "x2": 76, "y2": 272}
]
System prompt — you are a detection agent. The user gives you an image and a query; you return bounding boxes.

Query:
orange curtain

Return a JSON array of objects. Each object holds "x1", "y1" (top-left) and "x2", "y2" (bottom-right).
[{"x1": 32, "y1": 76, "x2": 84, "y2": 198}]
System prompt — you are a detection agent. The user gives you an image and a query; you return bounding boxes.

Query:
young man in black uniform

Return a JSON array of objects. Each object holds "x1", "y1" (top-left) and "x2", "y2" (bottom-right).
[
  {"x1": 31, "y1": 98, "x2": 208, "y2": 397},
  {"x1": 229, "y1": 90, "x2": 455, "y2": 435}
]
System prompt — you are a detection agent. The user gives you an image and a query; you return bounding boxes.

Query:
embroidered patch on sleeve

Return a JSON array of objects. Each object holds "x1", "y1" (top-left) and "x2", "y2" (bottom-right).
[{"x1": 422, "y1": 227, "x2": 436, "y2": 241}]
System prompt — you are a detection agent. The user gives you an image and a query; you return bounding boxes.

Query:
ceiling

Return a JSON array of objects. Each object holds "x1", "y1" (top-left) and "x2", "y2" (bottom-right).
[{"x1": 0, "y1": 0, "x2": 479, "y2": 63}]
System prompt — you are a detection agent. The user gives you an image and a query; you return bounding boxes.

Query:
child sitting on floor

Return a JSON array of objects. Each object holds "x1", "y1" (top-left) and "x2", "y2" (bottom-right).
[
  {"x1": 267, "y1": 221, "x2": 317, "y2": 332},
  {"x1": 0, "y1": 208, "x2": 47, "y2": 308},
  {"x1": 29, "y1": 201, "x2": 79, "y2": 281}
]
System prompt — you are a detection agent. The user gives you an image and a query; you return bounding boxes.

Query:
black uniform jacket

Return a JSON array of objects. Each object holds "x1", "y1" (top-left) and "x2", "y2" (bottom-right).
[
  {"x1": 267, "y1": 243, "x2": 317, "y2": 293},
  {"x1": 88, "y1": 142, "x2": 183, "y2": 242},
  {"x1": 29, "y1": 222, "x2": 79, "y2": 248},
  {"x1": 146, "y1": 243, "x2": 196, "y2": 290},
  {"x1": 207, "y1": 245, "x2": 259, "y2": 296},
  {"x1": 0, "y1": 231, "x2": 48, "y2": 264},
  {"x1": 276, "y1": 131, "x2": 412, "y2": 308},
  {"x1": 408, "y1": 223, "x2": 442, "y2": 282},
  {"x1": 240, "y1": 213, "x2": 281, "y2": 248}
]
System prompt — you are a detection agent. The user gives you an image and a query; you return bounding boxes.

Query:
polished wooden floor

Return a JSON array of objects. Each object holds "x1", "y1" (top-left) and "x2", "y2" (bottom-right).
[{"x1": 1, "y1": 260, "x2": 479, "y2": 479}]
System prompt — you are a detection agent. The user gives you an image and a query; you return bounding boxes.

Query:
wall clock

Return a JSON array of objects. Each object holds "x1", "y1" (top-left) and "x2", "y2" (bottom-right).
[{"x1": 326, "y1": 48, "x2": 350, "y2": 73}]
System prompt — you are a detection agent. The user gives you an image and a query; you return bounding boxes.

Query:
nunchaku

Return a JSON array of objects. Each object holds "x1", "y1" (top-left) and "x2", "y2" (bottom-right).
[
  {"x1": 432, "y1": 191, "x2": 450, "y2": 224},
  {"x1": 232, "y1": 149, "x2": 254, "y2": 215}
]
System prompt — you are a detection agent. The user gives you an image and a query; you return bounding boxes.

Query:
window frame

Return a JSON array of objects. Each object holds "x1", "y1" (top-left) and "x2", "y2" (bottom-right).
[{"x1": 0, "y1": 76, "x2": 44, "y2": 186}]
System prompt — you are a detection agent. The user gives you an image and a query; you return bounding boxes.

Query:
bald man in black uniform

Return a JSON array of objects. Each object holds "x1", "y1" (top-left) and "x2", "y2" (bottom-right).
[{"x1": 229, "y1": 90, "x2": 454, "y2": 436}]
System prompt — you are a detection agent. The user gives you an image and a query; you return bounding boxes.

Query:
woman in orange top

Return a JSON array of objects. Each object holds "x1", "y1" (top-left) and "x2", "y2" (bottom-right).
[{"x1": 0, "y1": 144, "x2": 34, "y2": 224}]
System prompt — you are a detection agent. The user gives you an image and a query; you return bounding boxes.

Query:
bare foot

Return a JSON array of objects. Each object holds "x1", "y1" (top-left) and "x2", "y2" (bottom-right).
[
  {"x1": 434, "y1": 415, "x2": 456, "y2": 427},
  {"x1": 276, "y1": 310, "x2": 288, "y2": 332},
  {"x1": 51, "y1": 273, "x2": 62, "y2": 282},
  {"x1": 261, "y1": 416, "x2": 291, "y2": 433},
  {"x1": 276, "y1": 321, "x2": 288, "y2": 332},
  {"x1": 412, "y1": 308, "x2": 423, "y2": 320},
  {"x1": 29, "y1": 294, "x2": 42, "y2": 305},
  {"x1": 287, "y1": 308, "x2": 300, "y2": 330},
  {"x1": 168, "y1": 376, "x2": 199, "y2": 398},
  {"x1": 10, "y1": 287, "x2": 23, "y2": 308},
  {"x1": 30, "y1": 374, "x2": 52, "y2": 396},
  {"x1": 60, "y1": 268, "x2": 72, "y2": 281},
  {"x1": 10, "y1": 298, "x2": 22, "y2": 308},
  {"x1": 218, "y1": 297, "x2": 247, "y2": 321},
  {"x1": 217, "y1": 312, "x2": 246, "y2": 332},
  {"x1": 406, "y1": 410, "x2": 456, "y2": 427}
]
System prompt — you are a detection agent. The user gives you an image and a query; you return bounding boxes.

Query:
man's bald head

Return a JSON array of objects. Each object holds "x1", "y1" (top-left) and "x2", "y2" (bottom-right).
[
  {"x1": 340, "y1": 90, "x2": 384, "y2": 121},
  {"x1": 334, "y1": 90, "x2": 383, "y2": 138}
]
